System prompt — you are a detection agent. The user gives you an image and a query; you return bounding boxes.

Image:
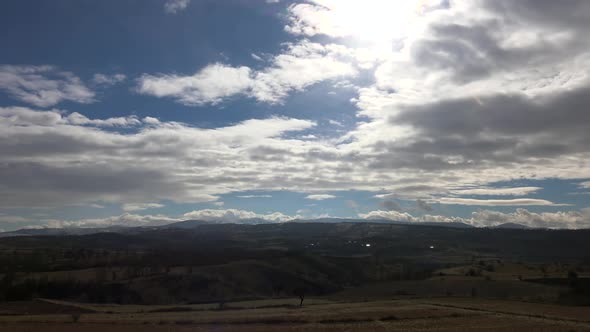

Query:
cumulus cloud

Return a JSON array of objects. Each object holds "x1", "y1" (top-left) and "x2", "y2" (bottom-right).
[
  {"x1": 137, "y1": 41, "x2": 358, "y2": 105},
  {"x1": 0, "y1": 106, "x2": 142, "y2": 128},
  {"x1": 579, "y1": 181, "x2": 590, "y2": 189},
  {"x1": 360, "y1": 208, "x2": 590, "y2": 229},
  {"x1": 164, "y1": 0, "x2": 191, "y2": 14},
  {"x1": 305, "y1": 194, "x2": 336, "y2": 200},
  {"x1": 0, "y1": 106, "x2": 317, "y2": 208},
  {"x1": 38, "y1": 213, "x2": 181, "y2": 229},
  {"x1": 5, "y1": 208, "x2": 304, "y2": 230},
  {"x1": 137, "y1": 64, "x2": 253, "y2": 105},
  {"x1": 0, "y1": 65, "x2": 95, "y2": 107},
  {"x1": 182, "y1": 209, "x2": 299, "y2": 223}
]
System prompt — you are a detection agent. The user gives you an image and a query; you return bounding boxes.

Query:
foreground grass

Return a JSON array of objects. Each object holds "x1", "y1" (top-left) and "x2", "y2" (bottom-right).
[{"x1": 0, "y1": 297, "x2": 589, "y2": 331}]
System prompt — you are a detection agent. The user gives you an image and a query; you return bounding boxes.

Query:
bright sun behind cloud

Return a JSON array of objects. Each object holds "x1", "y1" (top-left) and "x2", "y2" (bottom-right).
[{"x1": 287, "y1": 0, "x2": 447, "y2": 51}]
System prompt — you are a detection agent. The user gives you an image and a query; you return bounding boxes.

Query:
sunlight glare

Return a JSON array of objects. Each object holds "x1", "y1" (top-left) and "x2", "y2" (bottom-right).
[{"x1": 310, "y1": 0, "x2": 446, "y2": 51}]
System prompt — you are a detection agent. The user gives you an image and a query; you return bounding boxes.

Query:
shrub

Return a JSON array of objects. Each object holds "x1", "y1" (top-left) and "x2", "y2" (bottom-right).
[{"x1": 71, "y1": 313, "x2": 81, "y2": 323}]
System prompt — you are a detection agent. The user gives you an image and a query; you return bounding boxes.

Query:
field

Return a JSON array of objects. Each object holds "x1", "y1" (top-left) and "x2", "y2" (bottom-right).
[
  {"x1": 1, "y1": 222, "x2": 590, "y2": 330},
  {"x1": 0, "y1": 297, "x2": 589, "y2": 331}
]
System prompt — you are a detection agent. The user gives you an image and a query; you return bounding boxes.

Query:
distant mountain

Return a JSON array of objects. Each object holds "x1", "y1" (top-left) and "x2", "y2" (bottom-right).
[
  {"x1": 290, "y1": 218, "x2": 473, "y2": 228},
  {"x1": 0, "y1": 226, "x2": 127, "y2": 238},
  {"x1": 419, "y1": 221, "x2": 474, "y2": 229},
  {"x1": 494, "y1": 222, "x2": 530, "y2": 229},
  {"x1": 161, "y1": 219, "x2": 211, "y2": 229},
  {"x1": 0, "y1": 218, "x2": 488, "y2": 238}
]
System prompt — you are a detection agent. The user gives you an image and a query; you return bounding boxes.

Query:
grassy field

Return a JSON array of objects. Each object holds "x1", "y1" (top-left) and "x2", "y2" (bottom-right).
[{"x1": 0, "y1": 297, "x2": 589, "y2": 331}]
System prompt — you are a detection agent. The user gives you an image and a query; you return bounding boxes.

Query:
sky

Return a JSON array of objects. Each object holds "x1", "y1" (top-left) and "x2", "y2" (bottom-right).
[{"x1": 1, "y1": 0, "x2": 590, "y2": 231}]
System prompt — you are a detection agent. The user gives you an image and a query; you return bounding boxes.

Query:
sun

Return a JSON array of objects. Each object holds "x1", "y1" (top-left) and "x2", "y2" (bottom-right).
[{"x1": 301, "y1": 0, "x2": 446, "y2": 52}]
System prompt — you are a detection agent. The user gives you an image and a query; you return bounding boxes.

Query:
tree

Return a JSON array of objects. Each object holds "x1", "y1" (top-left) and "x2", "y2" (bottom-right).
[{"x1": 294, "y1": 287, "x2": 305, "y2": 307}]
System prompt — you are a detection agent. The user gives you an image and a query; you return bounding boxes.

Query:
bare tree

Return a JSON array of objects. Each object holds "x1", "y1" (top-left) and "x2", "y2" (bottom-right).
[{"x1": 294, "y1": 287, "x2": 305, "y2": 307}]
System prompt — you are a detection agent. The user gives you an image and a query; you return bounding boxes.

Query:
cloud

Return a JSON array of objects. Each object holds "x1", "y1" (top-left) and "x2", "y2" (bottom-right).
[
  {"x1": 164, "y1": 0, "x2": 191, "y2": 14},
  {"x1": 374, "y1": 186, "x2": 446, "y2": 200},
  {"x1": 9, "y1": 208, "x2": 306, "y2": 230},
  {"x1": 92, "y1": 73, "x2": 126, "y2": 86},
  {"x1": 66, "y1": 112, "x2": 142, "y2": 127},
  {"x1": 451, "y1": 187, "x2": 542, "y2": 196},
  {"x1": 8, "y1": 207, "x2": 590, "y2": 231},
  {"x1": 305, "y1": 194, "x2": 336, "y2": 200},
  {"x1": 137, "y1": 63, "x2": 253, "y2": 106},
  {"x1": 5, "y1": 1, "x2": 590, "y2": 227},
  {"x1": 237, "y1": 195, "x2": 272, "y2": 198},
  {"x1": 122, "y1": 203, "x2": 165, "y2": 212},
  {"x1": 0, "y1": 65, "x2": 95, "y2": 107},
  {"x1": 36, "y1": 213, "x2": 181, "y2": 229},
  {"x1": 0, "y1": 106, "x2": 323, "y2": 208},
  {"x1": 328, "y1": 119, "x2": 344, "y2": 127},
  {"x1": 137, "y1": 41, "x2": 358, "y2": 105},
  {"x1": 182, "y1": 209, "x2": 298, "y2": 223},
  {"x1": 436, "y1": 198, "x2": 566, "y2": 206},
  {"x1": 0, "y1": 106, "x2": 141, "y2": 128},
  {"x1": 360, "y1": 208, "x2": 590, "y2": 229}
]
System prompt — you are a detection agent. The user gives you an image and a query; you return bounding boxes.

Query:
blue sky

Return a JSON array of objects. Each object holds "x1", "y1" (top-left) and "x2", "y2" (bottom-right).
[{"x1": 1, "y1": 0, "x2": 589, "y2": 231}]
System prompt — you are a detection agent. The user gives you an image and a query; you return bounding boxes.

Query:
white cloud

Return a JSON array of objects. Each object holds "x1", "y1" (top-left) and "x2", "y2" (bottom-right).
[
  {"x1": 249, "y1": 41, "x2": 358, "y2": 103},
  {"x1": 38, "y1": 213, "x2": 181, "y2": 228},
  {"x1": 164, "y1": 0, "x2": 191, "y2": 14},
  {"x1": 437, "y1": 198, "x2": 565, "y2": 206},
  {"x1": 0, "y1": 106, "x2": 317, "y2": 208},
  {"x1": 92, "y1": 73, "x2": 126, "y2": 86},
  {"x1": 137, "y1": 63, "x2": 253, "y2": 105},
  {"x1": 328, "y1": 119, "x2": 344, "y2": 127},
  {"x1": 137, "y1": 41, "x2": 358, "y2": 105},
  {"x1": 182, "y1": 209, "x2": 299, "y2": 223},
  {"x1": 360, "y1": 208, "x2": 590, "y2": 229},
  {"x1": 451, "y1": 187, "x2": 542, "y2": 196},
  {"x1": 66, "y1": 112, "x2": 142, "y2": 127},
  {"x1": 0, "y1": 106, "x2": 141, "y2": 128},
  {"x1": 142, "y1": 116, "x2": 160, "y2": 125},
  {"x1": 122, "y1": 203, "x2": 165, "y2": 212},
  {"x1": 579, "y1": 181, "x2": 590, "y2": 189},
  {"x1": 237, "y1": 195, "x2": 272, "y2": 198},
  {"x1": 305, "y1": 194, "x2": 336, "y2": 200},
  {"x1": 0, "y1": 65, "x2": 95, "y2": 107}
]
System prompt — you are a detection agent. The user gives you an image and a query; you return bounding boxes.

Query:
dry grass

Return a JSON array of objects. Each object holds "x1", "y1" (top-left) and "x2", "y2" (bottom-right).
[{"x1": 1, "y1": 298, "x2": 589, "y2": 331}]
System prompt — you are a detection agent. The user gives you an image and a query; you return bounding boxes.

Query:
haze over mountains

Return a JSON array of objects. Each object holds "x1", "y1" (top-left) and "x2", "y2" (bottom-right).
[{"x1": 0, "y1": 218, "x2": 539, "y2": 238}]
